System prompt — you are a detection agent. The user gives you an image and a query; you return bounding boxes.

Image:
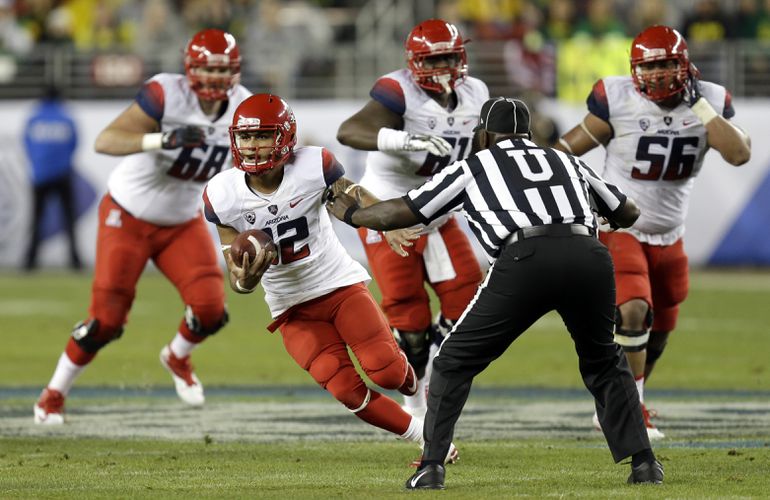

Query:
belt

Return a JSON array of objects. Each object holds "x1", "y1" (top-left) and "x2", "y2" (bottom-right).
[{"x1": 505, "y1": 224, "x2": 594, "y2": 245}]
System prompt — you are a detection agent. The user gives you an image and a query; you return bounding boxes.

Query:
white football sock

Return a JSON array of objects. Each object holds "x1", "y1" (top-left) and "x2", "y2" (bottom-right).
[
  {"x1": 403, "y1": 379, "x2": 427, "y2": 411},
  {"x1": 400, "y1": 416, "x2": 424, "y2": 444},
  {"x1": 635, "y1": 375, "x2": 645, "y2": 403},
  {"x1": 48, "y1": 353, "x2": 85, "y2": 396},
  {"x1": 169, "y1": 332, "x2": 197, "y2": 358}
]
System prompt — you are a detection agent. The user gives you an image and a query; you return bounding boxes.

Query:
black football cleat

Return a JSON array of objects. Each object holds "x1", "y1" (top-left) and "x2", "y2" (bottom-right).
[
  {"x1": 405, "y1": 464, "x2": 445, "y2": 490},
  {"x1": 627, "y1": 459, "x2": 664, "y2": 484}
]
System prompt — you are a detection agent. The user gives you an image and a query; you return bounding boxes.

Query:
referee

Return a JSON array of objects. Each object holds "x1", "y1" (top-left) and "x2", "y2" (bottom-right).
[{"x1": 326, "y1": 97, "x2": 663, "y2": 489}]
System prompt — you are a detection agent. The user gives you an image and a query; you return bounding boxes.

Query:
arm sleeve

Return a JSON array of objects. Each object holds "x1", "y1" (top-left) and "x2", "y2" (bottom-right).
[
  {"x1": 136, "y1": 80, "x2": 165, "y2": 122},
  {"x1": 586, "y1": 79, "x2": 610, "y2": 122},
  {"x1": 404, "y1": 160, "x2": 468, "y2": 224},
  {"x1": 321, "y1": 148, "x2": 345, "y2": 186},
  {"x1": 574, "y1": 158, "x2": 627, "y2": 217},
  {"x1": 723, "y1": 90, "x2": 735, "y2": 119},
  {"x1": 202, "y1": 186, "x2": 222, "y2": 225},
  {"x1": 370, "y1": 77, "x2": 406, "y2": 116}
]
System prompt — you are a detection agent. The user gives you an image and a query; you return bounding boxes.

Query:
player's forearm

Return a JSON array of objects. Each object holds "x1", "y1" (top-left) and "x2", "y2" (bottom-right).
[
  {"x1": 350, "y1": 199, "x2": 419, "y2": 231},
  {"x1": 94, "y1": 129, "x2": 147, "y2": 156},
  {"x1": 706, "y1": 119, "x2": 751, "y2": 166},
  {"x1": 336, "y1": 122, "x2": 380, "y2": 150},
  {"x1": 608, "y1": 197, "x2": 640, "y2": 229}
]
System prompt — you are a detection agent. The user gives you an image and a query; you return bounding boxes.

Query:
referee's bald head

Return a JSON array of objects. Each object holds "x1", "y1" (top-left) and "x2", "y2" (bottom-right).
[{"x1": 474, "y1": 97, "x2": 531, "y2": 136}]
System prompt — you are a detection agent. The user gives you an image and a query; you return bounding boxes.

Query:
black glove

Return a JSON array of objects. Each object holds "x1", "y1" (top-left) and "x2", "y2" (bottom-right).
[
  {"x1": 682, "y1": 68, "x2": 702, "y2": 108},
  {"x1": 161, "y1": 126, "x2": 206, "y2": 149}
]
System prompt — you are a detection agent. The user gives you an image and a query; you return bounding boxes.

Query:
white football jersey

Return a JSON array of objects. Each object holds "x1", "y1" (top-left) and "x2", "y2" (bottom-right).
[
  {"x1": 361, "y1": 69, "x2": 490, "y2": 201},
  {"x1": 108, "y1": 73, "x2": 252, "y2": 225},
  {"x1": 594, "y1": 76, "x2": 733, "y2": 244},
  {"x1": 203, "y1": 146, "x2": 370, "y2": 318}
]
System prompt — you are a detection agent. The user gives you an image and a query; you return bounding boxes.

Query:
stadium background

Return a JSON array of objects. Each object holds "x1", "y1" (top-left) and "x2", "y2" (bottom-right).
[
  {"x1": 1, "y1": 1, "x2": 769, "y2": 497},
  {"x1": 2, "y1": 0, "x2": 770, "y2": 268}
]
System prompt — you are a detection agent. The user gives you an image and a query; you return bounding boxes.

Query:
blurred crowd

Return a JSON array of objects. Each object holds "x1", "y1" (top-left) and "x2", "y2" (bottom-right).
[
  {"x1": 440, "y1": 0, "x2": 770, "y2": 43},
  {"x1": 3, "y1": 0, "x2": 770, "y2": 98}
]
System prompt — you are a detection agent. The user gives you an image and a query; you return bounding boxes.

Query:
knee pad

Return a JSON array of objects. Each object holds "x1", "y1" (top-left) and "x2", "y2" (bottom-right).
[
  {"x1": 432, "y1": 314, "x2": 455, "y2": 347},
  {"x1": 71, "y1": 318, "x2": 124, "y2": 353},
  {"x1": 359, "y1": 342, "x2": 409, "y2": 391},
  {"x1": 613, "y1": 306, "x2": 653, "y2": 352},
  {"x1": 309, "y1": 353, "x2": 368, "y2": 410},
  {"x1": 184, "y1": 304, "x2": 229, "y2": 338},
  {"x1": 393, "y1": 328, "x2": 431, "y2": 378}
]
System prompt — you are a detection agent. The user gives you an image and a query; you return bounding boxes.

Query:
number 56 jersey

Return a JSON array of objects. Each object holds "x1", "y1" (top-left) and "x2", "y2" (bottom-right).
[
  {"x1": 590, "y1": 76, "x2": 734, "y2": 244},
  {"x1": 202, "y1": 146, "x2": 370, "y2": 318}
]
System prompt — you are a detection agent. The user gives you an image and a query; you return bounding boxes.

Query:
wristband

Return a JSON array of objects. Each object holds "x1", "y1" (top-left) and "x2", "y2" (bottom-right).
[
  {"x1": 141, "y1": 133, "x2": 163, "y2": 151},
  {"x1": 343, "y1": 205, "x2": 360, "y2": 228},
  {"x1": 376, "y1": 128, "x2": 409, "y2": 152},
  {"x1": 690, "y1": 98, "x2": 718, "y2": 125},
  {"x1": 235, "y1": 279, "x2": 257, "y2": 293}
]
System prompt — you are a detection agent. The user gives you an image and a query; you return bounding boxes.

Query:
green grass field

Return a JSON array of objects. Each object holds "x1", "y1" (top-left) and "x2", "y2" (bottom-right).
[{"x1": 1, "y1": 269, "x2": 769, "y2": 497}]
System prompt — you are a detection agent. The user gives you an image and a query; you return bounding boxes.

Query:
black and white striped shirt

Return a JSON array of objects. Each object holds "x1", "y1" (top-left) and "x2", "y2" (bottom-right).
[{"x1": 403, "y1": 138, "x2": 628, "y2": 260}]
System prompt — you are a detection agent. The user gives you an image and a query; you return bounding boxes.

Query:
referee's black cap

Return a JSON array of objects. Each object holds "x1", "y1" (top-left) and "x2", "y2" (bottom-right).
[{"x1": 474, "y1": 97, "x2": 531, "y2": 135}]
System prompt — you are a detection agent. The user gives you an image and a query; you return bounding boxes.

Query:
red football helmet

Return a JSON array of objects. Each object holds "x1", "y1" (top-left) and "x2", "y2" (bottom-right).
[
  {"x1": 184, "y1": 28, "x2": 241, "y2": 101},
  {"x1": 229, "y1": 94, "x2": 297, "y2": 174},
  {"x1": 405, "y1": 19, "x2": 468, "y2": 93},
  {"x1": 630, "y1": 25, "x2": 690, "y2": 102}
]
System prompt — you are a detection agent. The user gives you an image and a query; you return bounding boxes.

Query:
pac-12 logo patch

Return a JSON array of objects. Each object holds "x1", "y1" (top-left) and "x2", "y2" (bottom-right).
[
  {"x1": 639, "y1": 118, "x2": 650, "y2": 131},
  {"x1": 244, "y1": 211, "x2": 256, "y2": 224},
  {"x1": 268, "y1": 205, "x2": 278, "y2": 215}
]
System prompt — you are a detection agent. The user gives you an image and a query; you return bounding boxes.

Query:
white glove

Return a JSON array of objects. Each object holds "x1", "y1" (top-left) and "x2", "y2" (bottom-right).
[{"x1": 377, "y1": 128, "x2": 453, "y2": 157}]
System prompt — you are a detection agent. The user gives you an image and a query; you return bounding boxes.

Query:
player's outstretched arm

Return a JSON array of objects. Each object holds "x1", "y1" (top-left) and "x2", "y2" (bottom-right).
[
  {"x1": 326, "y1": 192, "x2": 419, "y2": 232},
  {"x1": 94, "y1": 102, "x2": 162, "y2": 156},
  {"x1": 555, "y1": 113, "x2": 612, "y2": 157},
  {"x1": 337, "y1": 99, "x2": 403, "y2": 151},
  {"x1": 326, "y1": 178, "x2": 419, "y2": 256},
  {"x1": 94, "y1": 102, "x2": 206, "y2": 157}
]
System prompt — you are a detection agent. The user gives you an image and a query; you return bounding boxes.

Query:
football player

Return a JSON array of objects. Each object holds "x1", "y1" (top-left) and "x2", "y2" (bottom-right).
[
  {"x1": 34, "y1": 29, "x2": 252, "y2": 424},
  {"x1": 203, "y1": 94, "x2": 458, "y2": 464},
  {"x1": 336, "y1": 19, "x2": 488, "y2": 417},
  {"x1": 555, "y1": 25, "x2": 751, "y2": 439}
]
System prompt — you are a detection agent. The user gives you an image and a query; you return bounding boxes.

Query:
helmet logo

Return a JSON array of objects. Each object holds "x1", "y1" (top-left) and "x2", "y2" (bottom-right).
[
  {"x1": 244, "y1": 211, "x2": 256, "y2": 224},
  {"x1": 237, "y1": 116, "x2": 260, "y2": 127},
  {"x1": 639, "y1": 118, "x2": 650, "y2": 131},
  {"x1": 664, "y1": 116, "x2": 672, "y2": 126},
  {"x1": 428, "y1": 117, "x2": 437, "y2": 129},
  {"x1": 268, "y1": 205, "x2": 278, "y2": 215}
]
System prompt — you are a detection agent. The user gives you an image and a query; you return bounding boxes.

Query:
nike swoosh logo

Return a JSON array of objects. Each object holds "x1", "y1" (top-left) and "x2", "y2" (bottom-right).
[
  {"x1": 410, "y1": 469, "x2": 430, "y2": 488},
  {"x1": 462, "y1": 119, "x2": 473, "y2": 125},
  {"x1": 289, "y1": 198, "x2": 303, "y2": 208},
  {"x1": 683, "y1": 119, "x2": 696, "y2": 126}
]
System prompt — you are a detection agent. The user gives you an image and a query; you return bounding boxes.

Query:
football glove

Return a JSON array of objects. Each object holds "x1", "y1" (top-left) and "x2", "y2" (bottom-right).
[
  {"x1": 403, "y1": 134, "x2": 453, "y2": 157},
  {"x1": 161, "y1": 126, "x2": 206, "y2": 149}
]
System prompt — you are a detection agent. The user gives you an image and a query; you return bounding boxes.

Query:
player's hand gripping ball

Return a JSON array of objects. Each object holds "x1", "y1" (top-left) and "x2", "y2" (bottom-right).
[{"x1": 230, "y1": 229, "x2": 278, "y2": 265}]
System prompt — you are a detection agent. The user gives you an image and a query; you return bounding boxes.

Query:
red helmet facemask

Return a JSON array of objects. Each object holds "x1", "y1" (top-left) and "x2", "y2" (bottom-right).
[
  {"x1": 630, "y1": 25, "x2": 690, "y2": 103},
  {"x1": 184, "y1": 29, "x2": 241, "y2": 101},
  {"x1": 229, "y1": 94, "x2": 297, "y2": 174},
  {"x1": 405, "y1": 19, "x2": 468, "y2": 94}
]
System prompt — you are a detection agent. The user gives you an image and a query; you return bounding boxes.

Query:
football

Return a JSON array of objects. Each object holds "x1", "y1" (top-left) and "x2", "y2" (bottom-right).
[{"x1": 230, "y1": 229, "x2": 277, "y2": 265}]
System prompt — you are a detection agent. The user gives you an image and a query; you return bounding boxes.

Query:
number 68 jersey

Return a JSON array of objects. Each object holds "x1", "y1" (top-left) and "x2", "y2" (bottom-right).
[
  {"x1": 590, "y1": 76, "x2": 735, "y2": 245},
  {"x1": 202, "y1": 146, "x2": 370, "y2": 318},
  {"x1": 108, "y1": 73, "x2": 252, "y2": 226}
]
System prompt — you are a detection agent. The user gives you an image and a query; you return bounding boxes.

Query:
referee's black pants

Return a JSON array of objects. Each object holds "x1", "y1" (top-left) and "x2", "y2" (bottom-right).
[{"x1": 422, "y1": 232, "x2": 651, "y2": 465}]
